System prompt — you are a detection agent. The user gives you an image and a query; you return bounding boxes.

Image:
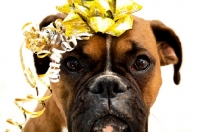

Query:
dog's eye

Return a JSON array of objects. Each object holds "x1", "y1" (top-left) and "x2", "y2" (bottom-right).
[
  {"x1": 64, "y1": 57, "x2": 83, "y2": 72},
  {"x1": 132, "y1": 56, "x2": 150, "y2": 71}
]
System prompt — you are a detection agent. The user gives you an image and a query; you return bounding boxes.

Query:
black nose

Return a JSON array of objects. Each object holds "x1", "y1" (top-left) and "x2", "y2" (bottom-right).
[{"x1": 88, "y1": 75, "x2": 127, "y2": 98}]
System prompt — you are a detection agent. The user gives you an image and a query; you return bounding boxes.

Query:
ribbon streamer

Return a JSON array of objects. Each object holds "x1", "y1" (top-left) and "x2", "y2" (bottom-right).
[{"x1": 6, "y1": 43, "x2": 52, "y2": 131}]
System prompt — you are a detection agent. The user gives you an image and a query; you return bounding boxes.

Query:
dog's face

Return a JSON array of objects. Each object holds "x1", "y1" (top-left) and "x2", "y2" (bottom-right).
[{"x1": 34, "y1": 15, "x2": 182, "y2": 132}]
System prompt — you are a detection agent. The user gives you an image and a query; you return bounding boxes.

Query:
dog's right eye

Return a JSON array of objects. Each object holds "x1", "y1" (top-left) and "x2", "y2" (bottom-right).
[
  {"x1": 132, "y1": 56, "x2": 150, "y2": 71},
  {"x1": 64, "y1": 57, "x2": 83, "y2": 72}
]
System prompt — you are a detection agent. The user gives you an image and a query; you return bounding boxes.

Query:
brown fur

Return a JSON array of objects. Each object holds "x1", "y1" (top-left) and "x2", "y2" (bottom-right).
[{"x1": 83, "y1": 35, "x2": 106, "y2": 61}]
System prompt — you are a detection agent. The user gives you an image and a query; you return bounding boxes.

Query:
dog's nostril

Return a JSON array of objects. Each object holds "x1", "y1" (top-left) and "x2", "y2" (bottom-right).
[
  {"x1": 113, "y1": 84, "x2": 126, "y2": 93},
  {"x1": 90, "y1": 83, "x2": 104, "y2": 94}
]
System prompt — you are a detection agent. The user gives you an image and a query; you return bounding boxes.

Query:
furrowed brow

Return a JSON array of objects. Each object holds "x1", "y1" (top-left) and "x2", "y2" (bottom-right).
[{"x1": 126, "y1": 40, "x2": 147, "y2": 53}]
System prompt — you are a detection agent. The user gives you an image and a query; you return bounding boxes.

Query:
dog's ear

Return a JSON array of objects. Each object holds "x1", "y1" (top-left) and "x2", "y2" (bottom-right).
[
  {"x1": 34, "y1": 13, "x2": 66, "y2": 75},
  {"x1": 150, "y1": 20, "x2": 182, "y2": 85},
  {"x1": 39, "y1": 13, "x2": 66, "y2": 30}
]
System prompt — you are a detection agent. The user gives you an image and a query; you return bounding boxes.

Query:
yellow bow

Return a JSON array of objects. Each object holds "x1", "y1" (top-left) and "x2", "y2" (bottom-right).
[{"x1": 56, "y1": 0, "x2": 142, "y2": 37}]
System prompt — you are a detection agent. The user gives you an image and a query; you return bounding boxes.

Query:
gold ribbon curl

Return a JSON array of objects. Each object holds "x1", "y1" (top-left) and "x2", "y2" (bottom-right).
[{"x1": 6, "y1": 43, "x2": 52, "y2": 131}]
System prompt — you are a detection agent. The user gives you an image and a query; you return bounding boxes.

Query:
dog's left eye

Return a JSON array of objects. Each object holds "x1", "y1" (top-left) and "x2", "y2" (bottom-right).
[
  {"x1": 64, "y1": 57, "x2": 83, "y2": 72},
  {"x1": 132, "y1": 56, "x2": 150, "y2": 71}
]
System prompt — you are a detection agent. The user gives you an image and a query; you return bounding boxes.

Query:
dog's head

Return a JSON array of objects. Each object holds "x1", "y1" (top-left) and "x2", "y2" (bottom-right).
[{"x1": 34, "y1": 14, "x2": 182, "y2": 132}]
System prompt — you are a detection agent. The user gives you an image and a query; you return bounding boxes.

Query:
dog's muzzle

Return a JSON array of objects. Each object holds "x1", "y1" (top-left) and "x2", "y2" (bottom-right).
[
  {"x1": 89, "y1": 74, "x2": 130, "y2": 131},
  {"x1": 69, "y1": 73, "x2": 148, "y2": 132}
]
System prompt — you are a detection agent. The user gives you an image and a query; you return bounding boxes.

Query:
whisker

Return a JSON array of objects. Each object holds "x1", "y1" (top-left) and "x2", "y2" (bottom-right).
[{"x1": 149, "y1": 112, "x2": 166, "y2": 132}]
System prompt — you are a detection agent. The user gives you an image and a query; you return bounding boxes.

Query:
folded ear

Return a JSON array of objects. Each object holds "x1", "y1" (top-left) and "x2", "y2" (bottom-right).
[
  {"x1": 150, "y1": 20, "x2": 182, "y2": 85},
  {"x1": 34, "y1": 13, "x2": 66, "y2": 75},
  {"x1": 39, "y1": 13, "x2": 66, "y2": 30}
]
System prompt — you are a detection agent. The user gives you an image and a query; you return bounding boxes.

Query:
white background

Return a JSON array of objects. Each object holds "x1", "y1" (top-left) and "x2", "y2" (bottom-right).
[{"x1": 0, "y1": 0, "x2": 200, "y2": 132}]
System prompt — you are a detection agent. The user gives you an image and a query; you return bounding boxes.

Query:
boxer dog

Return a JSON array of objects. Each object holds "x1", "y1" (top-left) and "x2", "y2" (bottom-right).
[{"x1": 24, "y1": 14, "x2": 182, "y2": 132}]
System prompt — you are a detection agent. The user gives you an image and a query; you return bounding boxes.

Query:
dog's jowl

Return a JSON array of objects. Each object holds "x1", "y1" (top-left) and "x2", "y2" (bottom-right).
[{"x1": 24, "y1": 15, "x2": 182, "y2": 132}]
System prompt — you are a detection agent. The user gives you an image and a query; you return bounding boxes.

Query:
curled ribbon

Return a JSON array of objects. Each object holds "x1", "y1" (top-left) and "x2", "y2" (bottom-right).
[{"x1": 6, "y1": 43, "x2": 52, "y2": 131}]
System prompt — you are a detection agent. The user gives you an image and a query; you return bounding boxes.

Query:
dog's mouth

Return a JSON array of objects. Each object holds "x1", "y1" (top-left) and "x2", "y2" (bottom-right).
[{"x1": 91, "y1": 114, "x2": 130, "y2": 132}]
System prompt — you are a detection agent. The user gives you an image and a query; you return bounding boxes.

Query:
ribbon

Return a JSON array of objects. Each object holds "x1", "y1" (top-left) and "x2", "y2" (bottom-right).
[{"x1": 56, "y1": 0, "x2": 142, "y2": 37}]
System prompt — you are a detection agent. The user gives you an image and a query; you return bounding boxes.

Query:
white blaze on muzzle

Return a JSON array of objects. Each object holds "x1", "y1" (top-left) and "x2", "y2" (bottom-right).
[{"x1": 105, "y1": 35, "x2": 113, "y2": 74}]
